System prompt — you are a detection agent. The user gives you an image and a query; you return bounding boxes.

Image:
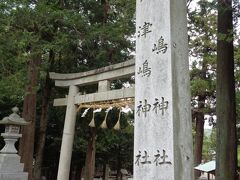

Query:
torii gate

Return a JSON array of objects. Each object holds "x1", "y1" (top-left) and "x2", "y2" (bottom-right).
[{"x1": 49, "y1": 59, "x2": 135, "y2": 180}]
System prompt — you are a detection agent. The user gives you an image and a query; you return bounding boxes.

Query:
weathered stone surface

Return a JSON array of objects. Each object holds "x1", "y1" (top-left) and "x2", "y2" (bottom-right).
[
  {"x1": 57, "y1": 85, "x2": 79, "y2": 180},
  {"x1": 0, "y1": 154, "x2": 28, "y2": 180},
  {"x1": 0, "y1": 154, "x2": 24, "y2": 172},
  {"x1": 134, "y1": 0, "x2": 193, "y2": 179},
  {"x1": 50, "y1": 59, "x2": 135, "y2": 87},
  {"x1": 50, "y1": 59, "x2": 135, "y2": 80},
  {"x1": 0, "y1": 107, "x2": 28, "y2": 126},
  {"x1": 0, "y1": 173, "x2": 28, "y2": 180},
  {"x1": 0, "y1": 133, "x2": 22, "y2": 154},
  {"x1": 53, "y1": 87, "x2": 135, "y2": 106}
]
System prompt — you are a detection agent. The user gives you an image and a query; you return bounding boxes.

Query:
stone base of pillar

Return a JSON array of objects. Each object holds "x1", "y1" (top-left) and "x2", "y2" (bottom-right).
[
  {"x1": 0, "y1": 173, "x2": 28, "y2": 180},
  {"x1": 0, "y1": 154, "x2": 28, "y2": 180}
]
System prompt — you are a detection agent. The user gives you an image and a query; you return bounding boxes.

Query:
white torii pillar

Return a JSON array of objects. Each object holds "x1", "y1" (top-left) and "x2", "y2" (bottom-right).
[{"x1": 57, "y1": 85, "x2": 79, "y2": 180}]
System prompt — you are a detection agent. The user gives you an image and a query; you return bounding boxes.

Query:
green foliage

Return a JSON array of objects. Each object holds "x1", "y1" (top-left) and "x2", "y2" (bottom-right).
[
  {"x1": 0, "y1": 0, "x2": 136, "y2": 98},
  {"x1": 191, "y1": 78, "x2": 209, "y2": 96},
  {"x1": 238, "y1": 146, "x2": 240, "y2": 167},
  {"x1": 0, "y1": 0, "x2": 136, "y2": 178},
  {"x1": 235, "y1": 92, "x2": 240, "y2": 145},
  {"x1": 202, "y1": 128, "x2": 216, "y2": 161},
  {"x1": 189, "y1": 0, "x2": 217, "y2": 118},
  {"x1": 188, "y1": 1, "x2": 217, "y2": 169}
]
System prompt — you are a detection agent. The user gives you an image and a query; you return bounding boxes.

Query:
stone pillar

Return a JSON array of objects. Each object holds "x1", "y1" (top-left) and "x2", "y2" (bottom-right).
[
  {"x1": 99, "y1": 81, "x2": 110, "y2": 180},
  {"x1": 134, "y1": 0, "x2": 193, "y2": 179},
  {"x1": 98, "y1": 80, "x2": 110, "y2": 92},
  {"x1": 57, "y1": 85, "x2": 79, "y2": 180}
]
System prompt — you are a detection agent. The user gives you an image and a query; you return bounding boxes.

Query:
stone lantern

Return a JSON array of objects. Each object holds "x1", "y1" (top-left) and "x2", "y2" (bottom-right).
[{"x1": 0, "y1": 107, "x2": 29, "y2": 180}]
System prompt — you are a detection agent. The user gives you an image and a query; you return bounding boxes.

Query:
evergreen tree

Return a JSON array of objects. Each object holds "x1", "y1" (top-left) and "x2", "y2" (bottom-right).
[
  {"x1": 0, "y1": 0, "x2": 135, "y2": 179},
  {"x1": 216, "y1": 0, "x2": 237, "y2": 179},
  {"x1": 188, "y1": 0, "x2": 217, "y2": 178}
]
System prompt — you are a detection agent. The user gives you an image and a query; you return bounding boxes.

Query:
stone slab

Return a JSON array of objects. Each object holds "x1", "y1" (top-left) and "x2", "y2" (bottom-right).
[
  {"x1": 0, "y1": 172, "x2": 28, "y2": 180},
  {"x1": 53, "y1": 88, "x2": 135, "y2": 106},
  {"x1": 50, "y1": 59, "x2": 135, "y2": 87},
  {"x1": 134, "y1": 0, "x2": 193, "y2": 179},
  {"x1": 0, "y1": 154, "x2": 24, "y2": 172},
  {"x1": 50, "y1": 59, "x2": 135, "y2": 80}
]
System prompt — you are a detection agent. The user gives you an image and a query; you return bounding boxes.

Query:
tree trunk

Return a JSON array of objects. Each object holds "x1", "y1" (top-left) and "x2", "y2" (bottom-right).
[
  {"x1": 103, "y1": 163, "x2": 109, "y2": 180},
  {"x1": 33, "y1": 82, "x2": 51, "y2": 180},
  {"x1": 194, "y1": 111, "x2": 204, "y2": 180},
  {"x1": 194, "y1": 95, "x2": 205, "y2": 180},
  {"x1": 216, "y1": 0, "x2": 237, "y2": 179},
  {"x1": 84, "y1": 128, "x2": 96, "y2": 180},
  {"x1": 101, "y1": 0, "x2": 110, "y2": 24},
  {"x1": 116, "y1": 146, "x2": 121, "y2": 180},
  {"x1": 33, "y1": 51, "x2": 54, "y2": 180},
  {"x1": 76, "y1": 166, "x2": 83, "y2": 180},
  {"x1": 19, "y1": 56, "x2": 41, "y2": 180}
]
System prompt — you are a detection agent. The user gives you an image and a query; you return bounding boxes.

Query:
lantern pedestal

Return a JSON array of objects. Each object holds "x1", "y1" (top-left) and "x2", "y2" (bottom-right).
[
  {"x1": 0, "y1": 133, "x2": 28, "y2": 180},
  {"x1": 0, "y1": 133, "x2": 21, "y2": 154},
  {"x1": 0, "y1": 107, "x2": 29, "y2": 180},
  {"x1": 0, "y1": 135, "x2": 28, "y2": 180},
  {"x1": 0, "y1": 154, "x2": 28, "y2": 180}
]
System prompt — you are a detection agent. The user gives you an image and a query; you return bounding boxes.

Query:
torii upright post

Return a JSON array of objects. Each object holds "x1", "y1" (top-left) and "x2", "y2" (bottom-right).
[
  {"x1": 57, "y1": 85, "x2": 79, "y2": 180},
  {"x1": 134, "y1": 0, "x2": 193, "y2": 179}
]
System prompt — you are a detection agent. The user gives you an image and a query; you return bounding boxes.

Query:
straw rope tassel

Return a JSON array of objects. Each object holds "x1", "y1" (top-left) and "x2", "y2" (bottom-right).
[
  {"x1": 89, "y1": 111, "x2": 95, "y2": 127},
  {"x1": 100, "y1": 111, "x2": 109, "y2": 129},
  {"x1": 113, "y1": 110, "x2": 121, "y2": 130}
]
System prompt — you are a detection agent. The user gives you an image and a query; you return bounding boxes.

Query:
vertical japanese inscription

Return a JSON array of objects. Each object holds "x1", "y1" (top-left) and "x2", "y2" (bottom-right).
[
  {"x1": 135, "y1": 0, "x2": 193, "y2": 179},
  {"x1": 137, "y1": 60, "x2": 152, "y2": 77},
  {"x1": 136, "y1": 99, "x2": 151, "y2": 117},
  {"x1": 135, "y1": 151, "x2": 141, "y2": 166},
  {"x1": 136, "y1": 98, "x2": 169, "y2": 117},
  {"x1": 141, "y1": 151, "x2": 152, "y2": 165},
  {"x1": 153, "y1": 150, "x2": 161, "y2": 166},
  {"x1": 138, "y1": 22, "x2": 153, "y2": 38},
  {"x1": 135, "y1": 149, "x2": 172, "y2": 167},
  {"x1": 159, "y1": 150, "x2": 172, "y2": 165},
  {"x1": 152, "y1": 97, "x2": 169, "y2": 115},
  {"x1": 152, "y1": 36, "x2": 168, "y2": 54},
  {"x1": 136, "y1": 0, "x2": 172, "y2": 178}
]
